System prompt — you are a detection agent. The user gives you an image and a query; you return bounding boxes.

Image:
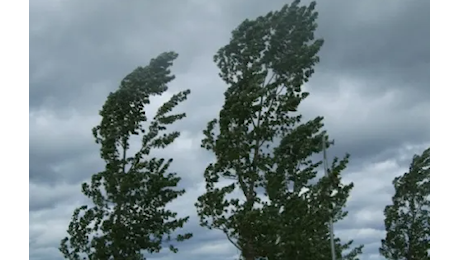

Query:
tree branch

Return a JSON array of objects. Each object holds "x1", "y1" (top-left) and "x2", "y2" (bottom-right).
[{"x1": 218, "y1": 227, "x2": 241, "y2": 251}]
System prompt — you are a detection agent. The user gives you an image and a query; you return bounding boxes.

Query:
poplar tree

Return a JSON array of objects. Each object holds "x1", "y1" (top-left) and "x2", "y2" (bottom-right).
[
  {"x1": 380, "y1": 148, "x2": 430, "y2": 260},
  {"x1": 59, "y1": 52, "x2": 192, "y2": 260},
  {"x1": 195, "y1": 1, "x2": 362, "y2": 259}
]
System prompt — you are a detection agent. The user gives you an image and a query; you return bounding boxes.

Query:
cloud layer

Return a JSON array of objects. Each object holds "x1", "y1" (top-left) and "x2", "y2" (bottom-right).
[{"x1": 29, "y1": 0, "x2": 429, "y2": 259}]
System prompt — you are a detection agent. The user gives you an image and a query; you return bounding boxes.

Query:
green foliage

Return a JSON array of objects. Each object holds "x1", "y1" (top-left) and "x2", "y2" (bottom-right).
[
  {"x1": 380, "y1": 148, "x2": 430, "y2": 260},
  {"x1": 258, "y1": 155, "x2": 363, "y2": 260},
  {"x1": 195, "y1": 1, "x2": 362, "y2": 259},
  {"x1": 59, "y1": 52, "x2": 192, "y2": 260}
]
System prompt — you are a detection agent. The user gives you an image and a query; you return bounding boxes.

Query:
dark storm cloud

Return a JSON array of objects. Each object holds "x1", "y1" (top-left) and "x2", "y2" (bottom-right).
[
  {"x1": 29, "y1": 0, "x2": 231, "y2": 112},
  {"x1": 29, "y1": 0, "x2": 429, "y2": 162},
  {"x1": 222, "y1": 0, "x2": 429, "y2": 96},
  {"x1": 29, "y1": 109, "x2": 102, "y2": 184},
  {"x1": 310, "y1": 0, "x2": 429, "y2": 162},
  {"x1": 315, "y1": 0, "x2": 429, "y2": 90}
]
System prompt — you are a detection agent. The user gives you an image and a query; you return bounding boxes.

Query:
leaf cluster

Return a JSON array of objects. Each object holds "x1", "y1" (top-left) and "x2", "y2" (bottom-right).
[
  {"x1": 380, "y1": 148, "x2": 430, "y2": 260},
  {"x1": 60, "y1": 52, "x2": 192, "y2": 260},
  {"x1": 195, "y1": 1, "x2": 363, "y2": 259}
]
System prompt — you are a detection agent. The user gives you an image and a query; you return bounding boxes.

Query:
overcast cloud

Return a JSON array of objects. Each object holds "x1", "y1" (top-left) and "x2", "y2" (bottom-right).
[{"x1": 29, "y1": 0, "x2": 429, "y2": 259}]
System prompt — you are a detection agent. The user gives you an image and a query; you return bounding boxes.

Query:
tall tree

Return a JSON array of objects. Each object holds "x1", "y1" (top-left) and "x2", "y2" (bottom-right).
[
  {"x1": 380, "y1": 148, "x2": 430, "y2": 260},
  {"x1": 195, "y1": 1, "x2": 362, "y2": 259},
  {"x1": 59, "y1": 52, "x2": 192, "y2": 260}
]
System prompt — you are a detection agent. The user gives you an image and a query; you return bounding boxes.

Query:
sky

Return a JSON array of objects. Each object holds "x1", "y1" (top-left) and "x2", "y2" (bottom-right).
[{"x1": 29, "y1": 0, "x2": 430, "y2": 259}]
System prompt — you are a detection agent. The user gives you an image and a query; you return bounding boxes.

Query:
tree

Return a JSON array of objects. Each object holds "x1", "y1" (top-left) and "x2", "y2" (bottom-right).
[
  {"x1": 195, "y1": 1, "x2": 362, "y2": 259},
  {"x1": 59, "y1": 52, "x2": 192, "y2": 260},
  {"x1": 380, "y1": 147, "x2": 430, "y2": 260}
]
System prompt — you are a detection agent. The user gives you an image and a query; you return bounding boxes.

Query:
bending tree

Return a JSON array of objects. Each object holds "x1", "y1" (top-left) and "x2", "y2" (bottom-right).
[
  {"x1": 60, "y1": 52, "x2": 192, "y2": 260},
  {"x1": 380, "y1": 148, "x2": 430, "y2": 260},
  {"x1": 195, "y1": 1, "x2": 362, "y2": 259}
]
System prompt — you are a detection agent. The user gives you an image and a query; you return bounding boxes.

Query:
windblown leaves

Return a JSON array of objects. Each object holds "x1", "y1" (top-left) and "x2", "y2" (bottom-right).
[
  {"x1": 195, "y1": 1, "x2": 362, "y2": 259},
  {"x1": 380, "y1": 148, "x2": 430, "y2": 260},
  {"x1": 60, "y1": 52, "x2": 192, "y2": 260}
]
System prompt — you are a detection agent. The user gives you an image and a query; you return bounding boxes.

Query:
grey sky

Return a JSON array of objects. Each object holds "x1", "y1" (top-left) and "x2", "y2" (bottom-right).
[{"x1": 29, "y1": 0, "x2": 429, "y2": 259}]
